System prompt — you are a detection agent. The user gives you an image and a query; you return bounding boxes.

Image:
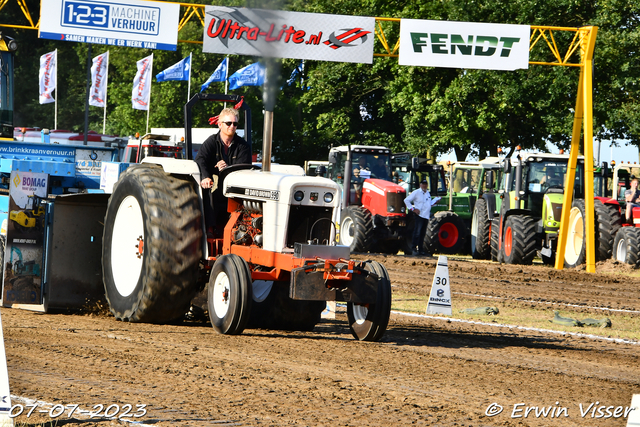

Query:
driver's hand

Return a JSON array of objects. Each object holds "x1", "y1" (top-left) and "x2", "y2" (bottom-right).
[
  {"x1": 216, "y1": 160, "x2": 228, "y2": 170},
  {"x1": 200, "y1": 177, "x2": 213, "y2": 189}
]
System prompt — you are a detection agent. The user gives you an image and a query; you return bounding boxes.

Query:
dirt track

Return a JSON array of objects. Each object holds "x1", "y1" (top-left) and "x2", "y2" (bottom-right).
[{"x1": 2, "y1": 255, "x2": 640, "y2": 426}]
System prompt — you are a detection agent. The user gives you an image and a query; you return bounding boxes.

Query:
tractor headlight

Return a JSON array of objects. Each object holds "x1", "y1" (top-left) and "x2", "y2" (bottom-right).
[
  {"x1": 400, "y1": 207, "x2": 406, "y2": 213},
  {"x1": 389, "y1": 206, "x2": 395, "y2": 212},
  {"x1": 324, "y1": 192, "x2": 334, "y2": 203},
  {"x1": 294, "y1": 191, "x2": 304, "y2": 202}
]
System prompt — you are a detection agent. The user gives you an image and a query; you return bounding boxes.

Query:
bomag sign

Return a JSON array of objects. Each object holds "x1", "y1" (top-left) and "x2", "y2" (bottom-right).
[{"x1": 399, "y1": 20, "x2": 530, "y2": 71}]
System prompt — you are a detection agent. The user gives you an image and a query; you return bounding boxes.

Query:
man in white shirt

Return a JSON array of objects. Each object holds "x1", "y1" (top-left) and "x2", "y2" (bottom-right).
[{"x1": 404, "y1": 178, "x2": 441, "y2": 256}]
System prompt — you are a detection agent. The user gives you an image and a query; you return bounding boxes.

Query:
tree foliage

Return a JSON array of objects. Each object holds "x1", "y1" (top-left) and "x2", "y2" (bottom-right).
[{"x1": 2, "y1": 0, "x2": 638, "y2": 165}]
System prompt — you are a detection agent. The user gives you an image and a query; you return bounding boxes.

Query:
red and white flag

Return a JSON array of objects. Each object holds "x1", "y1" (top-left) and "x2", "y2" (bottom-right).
[
  {"x1": 39, "y1": 50, "x2": 57, "y2": 104},
  {"x1": 132, "y1": 54, "x2": 153, "y2": 110},
  {"x1": 90, "y1": 51, "x2": 109, "y2": 108}
]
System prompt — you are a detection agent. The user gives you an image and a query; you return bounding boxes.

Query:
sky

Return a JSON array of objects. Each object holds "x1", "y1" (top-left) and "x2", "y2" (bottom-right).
[{"x1": 437, "y1": 140, "x2": 639, "y2": 165}]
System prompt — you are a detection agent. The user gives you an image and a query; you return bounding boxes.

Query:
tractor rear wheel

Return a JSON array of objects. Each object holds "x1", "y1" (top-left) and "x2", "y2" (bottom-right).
[
  {"x1": 564, "y1": 199, "x2": 622, "y2": 267},
  {"x1": 424, "y1": 211, "x2": 467, "y2": 255},
  {"x1": 339, "y1": 206, "x2": 374, "y2": 253},
  {"x1": 247, "y1": 281, "x2": 325, "y2": 332},
  {"x1": 471, "y1": 198, "x2": 491, "y2": 259},
  {"x1": 208, "y1": 254, "x2": 253, "y2": 335},
  {"x1": 502, "y1": 215, "x2": 537, "y2": 265},
  {"x1": 102, "y1": 164, "x2": 203, "y2": 323},
  {"x1": 595, "y1": 201, "x2": 622, "y2": 261},
  {"x1": 564, "y1": 199, "x2": 588, "y2": 268},
  {"x1": 613, "y1": 227, "x2": 640, "y2": 266},
  {"x1": 347, "y1": 260, "x2": 391, "y2": 342}
]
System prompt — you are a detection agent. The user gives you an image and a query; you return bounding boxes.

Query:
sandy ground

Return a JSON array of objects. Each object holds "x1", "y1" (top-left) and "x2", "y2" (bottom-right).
[{"x1": 2, "y1": 255, "x2": 640, "y2": 426}]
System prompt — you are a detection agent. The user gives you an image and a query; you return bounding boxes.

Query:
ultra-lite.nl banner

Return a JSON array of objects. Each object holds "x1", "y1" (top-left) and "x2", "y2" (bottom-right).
[
  {"x1": 202, "y1": 7, "x2": 375, "y2": 64},
  {"x1": 399, "y1": 20, "x2": 530, "y2": 71}
]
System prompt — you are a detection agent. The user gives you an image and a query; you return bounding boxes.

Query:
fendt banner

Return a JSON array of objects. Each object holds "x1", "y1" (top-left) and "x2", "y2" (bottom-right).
[
  {"x1": 203, "y1": 7, "x2": 375, "y2": 64},
  {"x1": 39, "y1": 0, "x2": 180, "y2": 50},
  {"x1": 399, "y1": 20, "x2": 530, "y2": 71}
]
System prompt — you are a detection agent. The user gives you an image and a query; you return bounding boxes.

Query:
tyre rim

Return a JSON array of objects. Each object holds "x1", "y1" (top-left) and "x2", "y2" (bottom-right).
[
  {"x1": 616, "y1": 236, "x2": 627, "y2": 262},
  {"x1": 565, "y1": 207, "x2": 583, "y2": 265},
  {"x1": 504, "y1": 226, "x2": 513, "y2": 257},
  {"x1": 341, "y1": 217, "x2": 355, "y2": 246},
  {"x1": 439, "y1": 222, "x2": 459, "y2": 248},
  {"x1": 352, "y1": 304, "x2": 368, "y2": 325},
  {"x1": 110, "y1": 195, "x2": 144, "y2": 297},
  {"x1": 212, "y1": 271, "x2": 231, "y2": 318}
]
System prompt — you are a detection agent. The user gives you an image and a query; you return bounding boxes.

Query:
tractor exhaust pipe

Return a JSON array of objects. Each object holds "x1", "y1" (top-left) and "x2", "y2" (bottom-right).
[
  {"x1": 262, "y1": 110, "x2": 273, "y2": 172},
  {"x1": 261, "y1": 58, "x2": 279, "y2": 173}
]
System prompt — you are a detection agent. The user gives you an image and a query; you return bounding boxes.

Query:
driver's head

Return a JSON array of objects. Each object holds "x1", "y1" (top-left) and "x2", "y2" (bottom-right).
[{"x1": 358, "y1": 157, "x2": 368, "y2": 167}]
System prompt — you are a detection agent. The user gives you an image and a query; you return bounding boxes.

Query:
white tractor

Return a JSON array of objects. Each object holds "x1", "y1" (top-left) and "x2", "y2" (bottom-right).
[{"x1": 101, "y1": 94, "x2": 392, "y2": 341}]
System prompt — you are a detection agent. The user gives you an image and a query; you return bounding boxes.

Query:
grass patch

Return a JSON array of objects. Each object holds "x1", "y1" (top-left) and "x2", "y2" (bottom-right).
[{"x1": 391, "y1": 291, "x2": 640, "y2": 342}]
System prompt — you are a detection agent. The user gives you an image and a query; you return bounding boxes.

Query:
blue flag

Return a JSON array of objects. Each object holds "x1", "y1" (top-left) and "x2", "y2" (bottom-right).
[
  {"x1": 200, "y1": 58, "x2": 228, "y2": 92},
  {"x1": 156, "y1": 56, "x2": 191, "y2": 82},
  {"x1": 228, "y1": 62, "x2": 266, "y2": 90}
]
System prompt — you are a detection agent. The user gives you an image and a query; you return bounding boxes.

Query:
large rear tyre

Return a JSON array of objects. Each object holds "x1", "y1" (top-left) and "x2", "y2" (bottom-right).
[
  {"x1": 102, "y1": 164, "x2": 203, "y2": 323},
  {"x1": 502, "y1": 215, "x2": 537, "y2": 265},
  {"x1": 424, "y1": 211, "x2": 467, "y2": 255},
  {"x1": 613, "y1": 227, "x2": 640, "y2": 266},
  {"x1": 347, "y1": 261, "x2": 392, "y2": 342},
  {"x1": 471, "y1": 198, "x2": 491, "y2": 259},
  {"x1": 595, "y1": 201, "x2": 622, "y2": 261},
  {"x1": 339, "y1": 206, "x2": 374, "y2": 253},
  {"x1": 247, "y1": 281, "x2": 325, "y2": 332},
  {"x1": 564, "y1": 199, "x2": 588, "y2": 268},
  {"x1": 208, "y1": 254, "x2": 253, "y2": 335},
  {"x1": 564, "y1": 199, "x2": 622, "y2": 267}
]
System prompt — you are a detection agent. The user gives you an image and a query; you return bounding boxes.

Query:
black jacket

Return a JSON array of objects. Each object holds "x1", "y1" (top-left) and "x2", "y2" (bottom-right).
[{"x1": 195, "y1": 132, "x2": 252, "y2": 180}]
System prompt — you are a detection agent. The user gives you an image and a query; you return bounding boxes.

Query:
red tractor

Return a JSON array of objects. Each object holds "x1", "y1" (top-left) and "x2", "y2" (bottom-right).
[{"x1": 326, "y1": 145, "x2": 411, "y2": 254}]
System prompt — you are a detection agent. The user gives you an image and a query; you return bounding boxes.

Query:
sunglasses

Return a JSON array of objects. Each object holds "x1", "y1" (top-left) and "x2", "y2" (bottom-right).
[{"x1": 222, "y1": 121, "x2": 238, "y2": 127}]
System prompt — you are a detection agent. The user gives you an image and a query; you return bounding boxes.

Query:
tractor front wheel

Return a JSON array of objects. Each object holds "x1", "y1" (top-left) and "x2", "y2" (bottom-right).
[
  {"x1": 208, "y1": 254, "x2": 253, "y2": 335},
  {"x1": 424, "y1": 211, "x2": 467, "y2": 255},
  {"x1": 339, "y1": 206, "x2": 374, "y2": 253},
  {"x1": 502, "y1": 215, "x2": 537, "y2": 265},
  {"x1": 102, "y1": 165, "x2": 203, "y2": 323},
  {"x1": 347, "y1": 261, "x2": 392, "y2": 342},
  {"x1": 613, "y1": 227, "x2": 640, "y2": 266}
]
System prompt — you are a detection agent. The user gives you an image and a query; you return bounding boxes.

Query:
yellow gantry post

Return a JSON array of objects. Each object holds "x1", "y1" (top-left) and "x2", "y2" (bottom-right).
[{"x1": 554, "y1": 26, "x2": 598, "y2": 273}]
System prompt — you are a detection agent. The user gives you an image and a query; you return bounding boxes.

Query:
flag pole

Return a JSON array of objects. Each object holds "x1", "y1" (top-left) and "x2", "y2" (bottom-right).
[
  {"x1": 103, "y1": 51, "x2": 109, "y2": 134},
  {"x1": 187, "y1": 52, "x2": 192, "y2": 102},
  {"x1": 146, "y1": 53, "x2": 153, "y2": 134},
  {"x1": 54, "y1": 49, "x2": 58, "y2": 130},
  {"x1": 224, "y1": 56, "x2": 229, "y2": 95}
]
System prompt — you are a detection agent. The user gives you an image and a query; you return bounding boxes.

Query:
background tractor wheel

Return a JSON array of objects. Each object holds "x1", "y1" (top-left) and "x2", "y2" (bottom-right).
[
  {"x1": 339, "y1": 206, "x2": 374, "y2": 253},
  {"x1": 471, "y1": 198, "x2": 491, "y2": 259},
  {"x1": 595, "y1": 200, "x2": 622, "y2": 261},
  {"x1": 208, "y1": 254, "x2": 253, "y2": 335},
  {"x1": 564, "y1": 199, "x2": 588, "y2": 268},
  {"x1": 502, "y1": 215, "x2": 537, "y2": 265},
  {"x1": 564, "y1": 199, "x2": 622, "y2": 268},
  {"x1": 490, "y1": 218, "x2": 501, "y2": 262},
  {"x1": 613, "y1": 227, "x2": 640, "y2": 266},
  {"x1": 102, "y1": 164, "x2": 203, "y2": 323},
  {"x1": 424, "y1": 211, "x2": 467, "y2": 255},
  {"x1": 347, "y1": 260, "x2": 392, "y2": 342},
  {"x1": 247, "y1": 281, "x2": 325, "y2": 332}
]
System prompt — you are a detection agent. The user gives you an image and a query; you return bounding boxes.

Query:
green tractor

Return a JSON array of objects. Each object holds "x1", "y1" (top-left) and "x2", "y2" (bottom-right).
[
  {"x1": 390, "y1": 153, "x2": 501, "y2": 255},
  {"x1": 490, "y1": 152, "x2": 620, "y2": 266}
]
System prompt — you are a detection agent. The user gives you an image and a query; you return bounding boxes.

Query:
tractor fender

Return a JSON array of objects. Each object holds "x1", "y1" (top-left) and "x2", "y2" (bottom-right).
[
  {"x1": 482, "y1": 193, "x2": 498, "y2": 220},
  {"x1": 141, "y1": 157, "x2": 202, "y2": 186}
]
